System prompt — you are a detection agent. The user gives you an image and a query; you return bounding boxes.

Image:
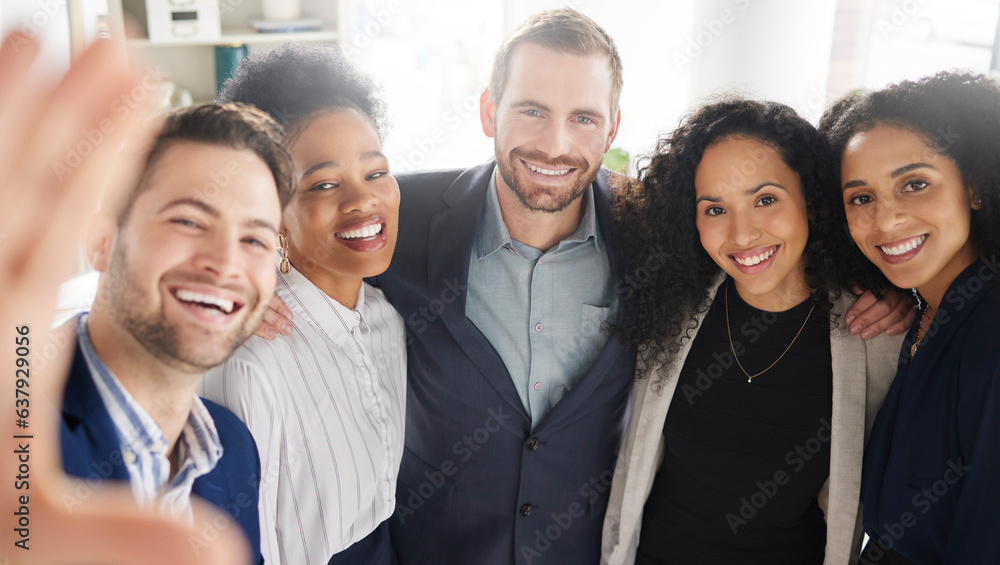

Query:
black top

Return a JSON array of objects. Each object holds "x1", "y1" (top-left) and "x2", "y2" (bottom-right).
[
  {"x1": 862, "y1": 257, "x2": 1000, "y2": 563},
  {"x1": 637, "y1": 280, "x2": 833, "y2": 565}
]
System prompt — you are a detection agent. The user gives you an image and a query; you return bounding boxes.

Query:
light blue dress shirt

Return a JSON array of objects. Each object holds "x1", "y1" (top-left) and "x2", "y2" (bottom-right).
[
  {"x1": 76, "y1": 313, "x2": 223, "y2": 522},
  {"x1": 466, "y1": 169, "x2": 618, "y2": 429}
]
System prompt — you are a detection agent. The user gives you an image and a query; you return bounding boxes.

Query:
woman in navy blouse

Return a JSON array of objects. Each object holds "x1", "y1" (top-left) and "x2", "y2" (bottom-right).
[{"x1": 822, "y1": 72, "x2": 1000, "y2": 564}]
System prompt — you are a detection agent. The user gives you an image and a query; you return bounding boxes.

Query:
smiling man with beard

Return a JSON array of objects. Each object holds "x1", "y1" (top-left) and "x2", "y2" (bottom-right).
[
  {"x1": 377, "y1": 10, "x2": 633, "y2": 564},
  {"x1": 59, "y1": 103, "x2": 293, "y2": 565}
]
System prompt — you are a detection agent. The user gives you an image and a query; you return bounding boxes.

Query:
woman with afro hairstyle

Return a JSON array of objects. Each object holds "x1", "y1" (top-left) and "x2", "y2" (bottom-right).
[
  {"x1": 822, "y1": 71, "x2": 1000, "y2": 564},
  {"x1": 601, "y1": 98, "x2": 906, "y2": 565},
  {"x1": 198, "y1": 43, "x2": 405, "y2": 565}
]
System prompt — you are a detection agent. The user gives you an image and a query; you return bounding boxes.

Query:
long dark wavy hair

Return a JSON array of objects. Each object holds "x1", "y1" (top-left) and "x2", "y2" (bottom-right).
[
  {"x1": 820, "y1": 71, "x2": 1000, "y2": 259},
  {"x1": 613, "y1": 98, "x2": 889, "y2": 382}
]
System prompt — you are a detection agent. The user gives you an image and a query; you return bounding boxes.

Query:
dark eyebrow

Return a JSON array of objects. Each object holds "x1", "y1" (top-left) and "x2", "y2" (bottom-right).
[
  {"x1": 842, "y1": 162, "x2": 936, "y2": 191},
  {"x1": 696, "y1": 182, "x2": 786, "y2": 204},
  {"x1": 161, "y1": 197, "x2": 277, "y2": 234},
  {"x1": 745, "y1": 182, "x2": 786, "y2": 196},
  {"x1": 159, "y1": 198, "x2": 219, "y2": 217},
  {"x1": 300, "y1": 151, "x2": 387, "y2": 179},
  {"x1": 511, "y1": 99, "x2": 605, "y2": 121},
  {"x1": 511, "y1": 99, "x2": 551, "y2": 112},
  {"x1": 301, "y1": 160, "x2": 339, "y2": 179},
  {"x1": 360, "y1": 150, "x2": 386, "y2": 162},
  {"x1": 891, "y1": 162, "x2": 935, "y2": 178}
]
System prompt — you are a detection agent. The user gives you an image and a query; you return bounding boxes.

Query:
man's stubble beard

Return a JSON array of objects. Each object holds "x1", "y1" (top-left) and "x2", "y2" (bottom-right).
[
  {"x1": 495, "y1": 144, "x2": 599, "y2": 213},
  {"x1": 103, "y1": 241, "x2": 261, "y2": 373}
]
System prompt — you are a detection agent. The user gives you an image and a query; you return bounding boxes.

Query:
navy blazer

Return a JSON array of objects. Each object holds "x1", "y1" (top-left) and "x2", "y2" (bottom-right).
[
  {"x1": 60, "y1": 342, "x2": 263, "y2": 565},
  {"x1": 862, "y1": 258, "x2": 1000, "y2": 562},
  {"x1": 377, "y1": 161, "x2": 637, "y2": 564}
]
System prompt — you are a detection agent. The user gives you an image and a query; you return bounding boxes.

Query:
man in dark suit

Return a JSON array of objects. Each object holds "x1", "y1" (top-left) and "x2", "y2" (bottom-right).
[
  {"x1": 59, "y1": 103, "x2": 294, "y2": 565},
  {"x1": 376, "y1": 10, "x2": 634, "y2": 564}
]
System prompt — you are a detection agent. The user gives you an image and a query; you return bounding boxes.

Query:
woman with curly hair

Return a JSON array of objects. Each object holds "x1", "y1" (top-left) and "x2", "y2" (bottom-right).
[
  {"x1": 601, "y1": 98, "x2": 906, "y2": 564},
  {"x1": 197, "y1": 43, "x2": 405, "y2": 565},
  {"x1": 822, "y1": 72, "x2": 1000, "y2": 564}
]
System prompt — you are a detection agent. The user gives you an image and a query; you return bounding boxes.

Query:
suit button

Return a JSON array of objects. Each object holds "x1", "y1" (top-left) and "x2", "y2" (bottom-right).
[
  {"x1": 526, "y1": 438, "x2": 540, "y2": 451},
  {"x1": 520, "y1": 504, "x2": 533, "y2": 517}
]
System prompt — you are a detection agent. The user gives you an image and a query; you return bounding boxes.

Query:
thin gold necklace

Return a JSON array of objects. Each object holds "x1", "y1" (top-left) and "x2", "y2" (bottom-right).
[
  {"x1": 725, "y1": 280, "x2": 815, "y2": 383},
  {"x1": 910, "y1": 306, "x2": 933, "y2": 357}
]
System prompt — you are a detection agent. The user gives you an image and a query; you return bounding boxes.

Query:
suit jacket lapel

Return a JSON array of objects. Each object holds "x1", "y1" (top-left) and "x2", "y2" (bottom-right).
[
  {"x1": 427, "y1": 160, "x2": 529, "y2": 420},
  {"x1": 191, "y1": 475, "x2": 225, "y2": 502},
  {"x1": 62, "y1": 341, "x2": 132, "y2": 482}
]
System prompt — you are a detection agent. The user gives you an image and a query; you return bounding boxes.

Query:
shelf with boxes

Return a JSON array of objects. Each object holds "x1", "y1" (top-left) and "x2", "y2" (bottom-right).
[
  {"x1": 126, "y1": 28, "x2": 339, "y2": 47},
  {"x1": 115, "y1": 0, "x2": 352, "y2": 103}
]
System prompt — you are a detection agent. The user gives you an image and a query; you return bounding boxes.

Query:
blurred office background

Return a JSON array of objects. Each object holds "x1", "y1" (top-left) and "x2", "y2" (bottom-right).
[
  {"x1": 356, "y1": 0, "x2": 1000, "y2": 174},
  {"x1": 2, "y1": 0, "x2": 998, "y2": 315},
  {"x1": 3, "y1": 0, "x2": 998, "y2": 173}
]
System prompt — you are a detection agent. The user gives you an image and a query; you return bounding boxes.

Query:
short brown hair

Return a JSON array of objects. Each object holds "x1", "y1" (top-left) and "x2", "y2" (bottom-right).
[
  {"x1": 118, "y1": 102, "x2": 294, "y2": 226},
  {"x1": 488, "y1": 9, "x2": 623, "y2": 117}
]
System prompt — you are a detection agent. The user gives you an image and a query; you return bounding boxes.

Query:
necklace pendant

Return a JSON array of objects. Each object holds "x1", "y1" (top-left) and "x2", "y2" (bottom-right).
[{"x1": 747, "y1": 377, "x2": 752, "y2": 383}]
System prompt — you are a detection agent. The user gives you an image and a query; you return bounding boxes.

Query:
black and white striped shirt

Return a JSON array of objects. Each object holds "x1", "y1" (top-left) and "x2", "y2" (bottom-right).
[{"x1": 199, "y1": 265, "x2": 406, "y2": 564}]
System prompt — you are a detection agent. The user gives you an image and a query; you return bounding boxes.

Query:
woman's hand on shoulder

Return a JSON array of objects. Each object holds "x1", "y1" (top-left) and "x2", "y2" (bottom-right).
[
  {"x1": 254, "y1": 293, "x2": 294, "y2": 339},
  {"x1": 845, "y1": 289, "x2": 915, "y2": 339}
]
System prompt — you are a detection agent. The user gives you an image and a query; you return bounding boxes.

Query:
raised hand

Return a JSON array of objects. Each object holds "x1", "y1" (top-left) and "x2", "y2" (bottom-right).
[{"x1": 1, "y1": 32, "x2": 251, "y2": 565}]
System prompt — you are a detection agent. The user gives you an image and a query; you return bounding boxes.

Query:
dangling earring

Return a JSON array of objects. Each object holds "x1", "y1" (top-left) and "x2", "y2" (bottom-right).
[{"x1": 278, "y1": 233, "x2": 290, "y2": 274}]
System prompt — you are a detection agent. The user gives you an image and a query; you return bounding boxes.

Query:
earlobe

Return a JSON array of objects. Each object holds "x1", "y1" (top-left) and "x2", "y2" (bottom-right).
[
  {"x1": 85, "y1": 214, "x2": 116, "y2": 273},
  {"x1": 969, "y1": 185, "x2": 983, "y2": 210},
  {"x1": 480, "y1": 89, "x2": 496, "y2": 138}
]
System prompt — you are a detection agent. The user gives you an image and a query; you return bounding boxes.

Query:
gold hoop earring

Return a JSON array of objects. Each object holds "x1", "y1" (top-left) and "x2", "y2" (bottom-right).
[{"x1": 277, "y1": 233, "x2": 290, "y2": 274}]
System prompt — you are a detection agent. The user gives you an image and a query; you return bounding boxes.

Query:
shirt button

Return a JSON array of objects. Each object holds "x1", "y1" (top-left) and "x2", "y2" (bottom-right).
[
  {"x1": 538, "y1": 257, "x2": 545, "y2": 265},
  {"x1": 151, "y1": 440, "x2": 164, "y2": 452},
  {"x1": 123, "y1": 452, "x2": 137, "y2": 464},
  {"x1": 534, "y1": 322, "x2": 543, "y2": 332},
  {"x1": 526, "y1": 438, "x2": 540, "y2": 451},
  {"x1": 520, "y1": 503, "x2": 533, "y2": 517},
  {"x1": 533, "y1": 382, "x2": 541, "y2": 391}
]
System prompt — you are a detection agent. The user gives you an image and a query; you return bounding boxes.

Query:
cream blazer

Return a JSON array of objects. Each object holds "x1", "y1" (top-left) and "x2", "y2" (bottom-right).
[{"x1": 601, "y1": 279, "x2": 903, "y2": 565}]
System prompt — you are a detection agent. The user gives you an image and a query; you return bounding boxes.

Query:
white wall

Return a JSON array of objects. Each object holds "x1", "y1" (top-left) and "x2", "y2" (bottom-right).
[{"x1": 689, "y1": 0, "x2": 837, "y2": 124}]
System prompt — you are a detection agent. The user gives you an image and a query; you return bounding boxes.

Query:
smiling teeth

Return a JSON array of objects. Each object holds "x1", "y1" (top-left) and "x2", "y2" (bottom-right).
[
  {"x1": 527, "y1": 163, "x2": 570, "y2": 176},
  {"x1": 337, "y1": 224, "x2": 382, "y2": 239},
  {"x1": 879, "y1": 235, "x2": 927, "y2": 256},
  {"x1": 175, "y1": 289, "x2": 234, "y2": 314},
  {"x1": 734, "y1": 247, "x2": 776, "y2": 266}
]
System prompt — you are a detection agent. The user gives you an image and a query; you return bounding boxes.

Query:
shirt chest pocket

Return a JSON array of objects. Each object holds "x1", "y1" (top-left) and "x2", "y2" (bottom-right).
[
  {"x1": 549, "y1": 304, "x2": 616, "y2": 381},
  {"x1": 581, "y1": 304, "x2": 615, "y2": 337}
]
